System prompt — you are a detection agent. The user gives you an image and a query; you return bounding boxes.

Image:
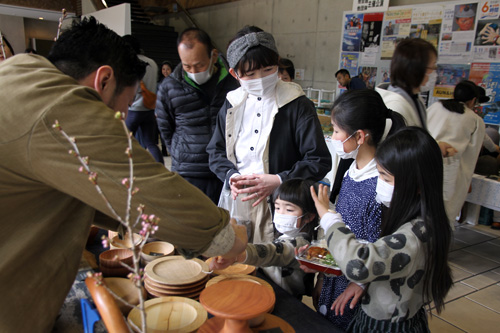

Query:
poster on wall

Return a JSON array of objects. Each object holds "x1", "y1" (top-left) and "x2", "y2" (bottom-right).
[
  {"x1": 353, "y1": 0, "x2": 389, "y2": 13},
  {"x1": 472, "y1": 1, "x2": 500, "y2": 59},
  {"x1": 469, "y1": 62, "x2": 500, "y2": 102},
  {"x1": 361, "y1": 12, "x2": 384, "y2": 51},
  {"x1": 410, "y1": 7, "x2": 443, "y2": 47},
  {"x1": 380, "y1": 8, "x2": 412, "y2": 59},
  {"x1": 357, "y1": 66, "x2": 378, "y2": 89},
  {"x1": 439, "y1": 3, "x2": 477, "y2": 63},
  {"x1": 343, "y1": 13, "x2": 364, "y2": 52},
  {"x1": 433, "y1": 64, "x2": 471, "y2": 98},
  {"x1": 339, "y1": 52, "x2": 360, "y2": 75}
]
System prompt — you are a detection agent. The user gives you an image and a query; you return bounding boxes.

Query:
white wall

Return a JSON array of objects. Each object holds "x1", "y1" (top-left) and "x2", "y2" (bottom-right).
[
  {"x1": 84, "y1": 3, "x2": 131, "y2": 36},
  {"x1": 166, "y1": 0, "x2": 455, "y2": 90}
]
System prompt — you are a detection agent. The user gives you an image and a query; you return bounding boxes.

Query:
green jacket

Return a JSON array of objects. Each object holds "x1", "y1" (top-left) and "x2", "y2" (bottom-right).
[{"x1": 0, "y1": 54, "x2": 232, "y2": 331}]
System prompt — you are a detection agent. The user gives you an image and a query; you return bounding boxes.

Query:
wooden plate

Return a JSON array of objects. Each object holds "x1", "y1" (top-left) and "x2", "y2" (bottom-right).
[
  {"x1": 144, "y1": 275, "x2": 209, "y2": 291},
  {"x1": 147, "y1": 287, "x2": 203, "y2": 300},
  {"x1": 200, "y1": 281, "x2": 275, "y2": 320},
  {"x1": 128, "y1": 296, "x2": 207, "y2": 332},
  {"x1": 205, "y1": 258, "x2": 256, "y2": 276},
  {"x1": 145, "y1": 256, "x2": 209, "y2": 285},
  {"x1": 206, "y1": 274, "x2": 273, "y2": 293},
  {"x1": 144, "y1": 278, "x2": 206, "y2": 296}
]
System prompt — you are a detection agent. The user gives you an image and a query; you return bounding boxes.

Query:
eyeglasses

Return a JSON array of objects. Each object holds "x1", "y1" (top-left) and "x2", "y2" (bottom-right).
[{"x1": 427, "y1": 66, "x2": 438, "y2": 71}]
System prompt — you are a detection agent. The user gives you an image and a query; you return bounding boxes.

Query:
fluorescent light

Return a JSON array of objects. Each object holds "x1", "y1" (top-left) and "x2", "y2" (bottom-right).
[
  {"x1": 101, "y1": 0, "x2": 108, "y2": 8},
  {"x1": 38, "y1": 17, "x2": 44, "y2": 20}
]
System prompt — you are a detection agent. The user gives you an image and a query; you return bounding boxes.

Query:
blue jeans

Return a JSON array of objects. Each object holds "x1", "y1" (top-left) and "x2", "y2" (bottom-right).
[{"x1": 125, "y1": 110, "x2": 164, "y2": 164}]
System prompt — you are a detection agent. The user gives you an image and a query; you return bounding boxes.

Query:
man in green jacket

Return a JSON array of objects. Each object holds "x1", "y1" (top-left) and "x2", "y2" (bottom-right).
[{"x1": 0, "y1": 17, "x2": 245, "y2": 331}]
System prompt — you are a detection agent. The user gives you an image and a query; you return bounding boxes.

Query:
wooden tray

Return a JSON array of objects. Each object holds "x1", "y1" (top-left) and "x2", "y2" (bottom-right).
[
  {"x1": 206, "y1": 274, "x2": 273, "y2": 293},
  {"x1": 200, "y1": 281, "x2": 275, "y2": 320},
  {"x1": 205, "y1": 258, "x2": 256, "y2": 276},
  {"x1": 145, "y1": 256, "x2": 209, "y2": 285},
  {"x1": 128, "y1": 296, "x2": 207, "y2": 332}
]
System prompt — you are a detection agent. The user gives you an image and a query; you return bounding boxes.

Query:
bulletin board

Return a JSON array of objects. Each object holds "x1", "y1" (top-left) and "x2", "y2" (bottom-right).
[{"x1": 338, "y1": 0, "x2": 500, "y2": 124}]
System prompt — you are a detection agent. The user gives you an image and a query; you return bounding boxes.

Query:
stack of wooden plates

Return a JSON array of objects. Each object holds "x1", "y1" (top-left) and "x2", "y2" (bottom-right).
[
  {"x1": 144, "y1": 256, "x2": 210, "y2": 300},
  {"x1": 128, "y1": 296, "x2": 207, "y2": 332},
  {"x1": 205, "y1": 257, "x2": 256, "y2": 276}
]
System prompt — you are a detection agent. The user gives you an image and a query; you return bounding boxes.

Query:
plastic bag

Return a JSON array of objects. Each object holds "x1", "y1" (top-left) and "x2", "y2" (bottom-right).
[{"x1": 218, "y1": 183, "x2": 253, "y2": 241}]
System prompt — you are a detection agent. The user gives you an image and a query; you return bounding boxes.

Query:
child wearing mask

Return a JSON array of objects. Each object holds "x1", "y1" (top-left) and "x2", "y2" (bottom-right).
[
  {"x1": 207, "y1": 26, "x2": 331, "y2": 245},
  {"x1": 315, "y1": 89, "x2": 405, "y2": 330},
  {"x1": 310, "y1": 127, "x2": 453, "y2": 332},
  {"x1": 210, "y1": 178, "x2": 319, "y2": 299}
]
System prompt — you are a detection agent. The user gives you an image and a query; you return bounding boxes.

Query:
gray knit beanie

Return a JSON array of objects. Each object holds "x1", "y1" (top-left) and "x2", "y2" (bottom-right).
[{"x1": 227, "y1": 31, "x2": 279, "y2": 69}]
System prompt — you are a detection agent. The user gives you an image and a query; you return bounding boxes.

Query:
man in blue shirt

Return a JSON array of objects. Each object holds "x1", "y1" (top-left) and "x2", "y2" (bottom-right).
[{"x1": 335, "y1": 69, "x2": 366, "y2": 90}]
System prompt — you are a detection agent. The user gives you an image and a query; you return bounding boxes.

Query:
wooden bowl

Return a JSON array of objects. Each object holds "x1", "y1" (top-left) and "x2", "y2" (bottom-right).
[
  {"x1": 140, "y1": 241, "x2": 175, "y2": 264},
  {"x1": 110, "y1": 233, "x2": 142, "y2": 250},
  {"x1": 99, "y1": 249, "x2": 134, "y2": 268},
  {"x1": 104, "y1": 277, "x2": 147, "y2": 315}
]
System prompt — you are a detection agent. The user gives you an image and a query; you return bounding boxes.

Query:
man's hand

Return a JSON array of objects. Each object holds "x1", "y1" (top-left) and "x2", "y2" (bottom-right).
[{"x1": 331, "y1": 282, "x2": 365, "y2": 315}]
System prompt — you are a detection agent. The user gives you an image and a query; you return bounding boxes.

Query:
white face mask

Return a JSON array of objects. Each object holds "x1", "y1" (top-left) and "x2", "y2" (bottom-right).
[
  {"x1": 332, "y1": 131, "x2": 367, "y2": 160},
  {"x1": 186, "y1": 51, "x2": 214, "y2": 85},
  {"x1": 273, "y1": 213, "x2": 304, "y2": 238},
  {"x1": 238, "y1": 71, "x2": 279, "y2": 97},
  {"x1": 420, "y1": 70, "x2": 437, "y2": 93},
  {"x1": 375, "y1": 177, "x2": 394, "y2": 207}
]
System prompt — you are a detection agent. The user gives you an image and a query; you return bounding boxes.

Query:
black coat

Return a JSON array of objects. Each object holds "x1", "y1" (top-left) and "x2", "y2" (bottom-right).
[
  {"x1": 207, "y1": 90, "x2": 332, "y2": 185},
  {"x1": 156, "y1": 59, "x2": 239, "y2": 178}
]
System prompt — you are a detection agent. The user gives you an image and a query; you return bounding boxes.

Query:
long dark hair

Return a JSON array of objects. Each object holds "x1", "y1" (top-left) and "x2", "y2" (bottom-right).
[
  {"x1": 390, "y1": 38, "x2": 437, "y2": 95},
  {"x1": 331, "y1": 89, "x2": 406, "y2": 147},
  {"x1": 375, "y1": 127, "x2": 452, "y2": 314},
  {"x1": 227, "y1": 26, "x2": 279, "y2": 76},
  {"x1": 441, "y1": 80, "x2": 479, "y2": 114},
  {"x1": 272, "y1": 178, "x2": 319, "y2": 239}
]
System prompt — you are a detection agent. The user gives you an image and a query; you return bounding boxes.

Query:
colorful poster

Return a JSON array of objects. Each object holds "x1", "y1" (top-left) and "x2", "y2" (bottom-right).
[
  {"x1": 339, "y1": 52, "x2": 359, "y2": 76},
  {"x1": 381, "y1": 8, "x2": 412, "y2": 59},
  {"x1": 479, "y1": 1, "x2": 500, "y2": 20},
  {"x1": 361, "y1": 12, "x2": 384, "y2": 52},
  {"x1": 343, "y1": 14, "x2": 363, "y2": 52},
  {"x1": 469, "y1": 62, "x2": 500, "y2": 102},
  {"x1": 434, "y1": 64, "x2": 471, "y2": 98},
  {"x1": 357, "y1": 66, "x2": 378, "y2": 89}
]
